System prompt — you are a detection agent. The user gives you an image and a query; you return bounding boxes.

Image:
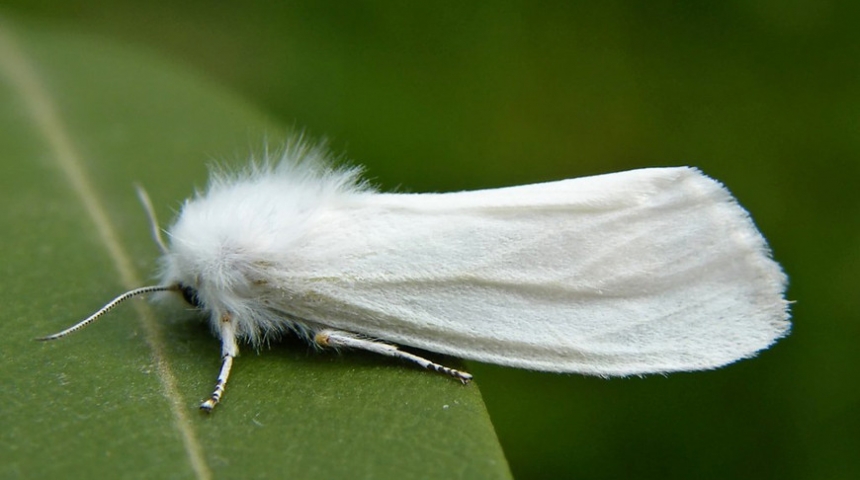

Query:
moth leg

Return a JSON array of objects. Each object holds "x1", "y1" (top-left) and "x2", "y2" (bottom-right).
[
  {"x1": 200, "y1": 313, "x2": 239, "y2": 412},
  {"x1": 314, "y1": 329, "x2": 473, "y2": 383}
]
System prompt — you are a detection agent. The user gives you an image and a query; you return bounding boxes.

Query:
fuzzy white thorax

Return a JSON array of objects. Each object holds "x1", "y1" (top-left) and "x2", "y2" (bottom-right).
[{"x1": 160, "y1": 142, "x2": 371, "y2": 344}]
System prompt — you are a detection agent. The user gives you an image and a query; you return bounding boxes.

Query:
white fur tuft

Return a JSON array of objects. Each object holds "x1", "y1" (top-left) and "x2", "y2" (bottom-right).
[{"x1": 160, "y1": 139, "x2": 370, "y2": 343}]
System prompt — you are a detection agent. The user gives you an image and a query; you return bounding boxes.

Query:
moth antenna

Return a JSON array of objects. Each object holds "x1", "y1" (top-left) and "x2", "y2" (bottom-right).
[
  {"x1": 135, "y1": 183, "x2": 169, "y2": 255},
  {"x1": 37, "y1": 285, "x2": 178, "y2": 341}
]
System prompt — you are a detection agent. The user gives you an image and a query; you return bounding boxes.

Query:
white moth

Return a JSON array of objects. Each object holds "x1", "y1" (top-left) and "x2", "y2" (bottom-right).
[{"x1": 41, "y1": 141, "x2": 791, "y2": 411}]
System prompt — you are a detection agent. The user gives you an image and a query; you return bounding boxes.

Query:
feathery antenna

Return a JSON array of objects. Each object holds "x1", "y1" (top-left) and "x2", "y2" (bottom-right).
[
  {"x1": 37, "y1": 285, "x2": 177, "y2": 341},
  {"x1": 135, "y1": 184, "x2": 169, "y2": 255}
]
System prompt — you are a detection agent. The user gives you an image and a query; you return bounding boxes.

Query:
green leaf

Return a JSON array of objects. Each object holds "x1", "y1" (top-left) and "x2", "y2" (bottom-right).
[{"x1": 0, "y1": 15, "x2": 510, "y2": 480}]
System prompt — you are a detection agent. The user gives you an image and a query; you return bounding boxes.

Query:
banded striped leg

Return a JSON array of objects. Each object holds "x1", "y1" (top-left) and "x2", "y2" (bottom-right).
[
  {"x1": 314, "y1": 329, "x2": 473, "y2": 383},
  {"x1": 200, "y1": 313, "x2": 239, "y2": 412}
]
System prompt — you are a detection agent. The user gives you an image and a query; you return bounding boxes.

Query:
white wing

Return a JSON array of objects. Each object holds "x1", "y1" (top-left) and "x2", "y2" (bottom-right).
[{"x1": 271, "y1": 167, "x2": 789, "y2": 376}]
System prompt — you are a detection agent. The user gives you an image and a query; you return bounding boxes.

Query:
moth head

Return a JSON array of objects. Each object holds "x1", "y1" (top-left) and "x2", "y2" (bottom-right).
[
  {"x1": 177, "y1": 282, "x2": 203, "y2": 309},
  {"x1": 36, "y1": 187, "x2": 202, "y2": 341}
]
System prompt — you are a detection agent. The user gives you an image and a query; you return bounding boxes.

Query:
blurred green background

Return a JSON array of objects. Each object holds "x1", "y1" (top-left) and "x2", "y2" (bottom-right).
[{"x1": 1, "y1": 1, "x2": 857, "y2": 478}]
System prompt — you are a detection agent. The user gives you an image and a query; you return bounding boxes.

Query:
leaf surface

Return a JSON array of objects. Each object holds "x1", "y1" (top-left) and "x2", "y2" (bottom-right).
[{"x1": 0, "y1": 16, "x2": 510, "y2": 480}]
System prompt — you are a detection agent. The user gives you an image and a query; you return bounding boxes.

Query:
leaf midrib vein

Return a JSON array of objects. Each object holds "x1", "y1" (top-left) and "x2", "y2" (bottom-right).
[{"x1": 0, "y1": 19, "x2": 211, "y2": 480}]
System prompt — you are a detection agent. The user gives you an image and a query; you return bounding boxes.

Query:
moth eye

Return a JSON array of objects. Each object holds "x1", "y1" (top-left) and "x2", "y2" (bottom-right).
[{"x1": 178, "y1": 283, "x2": 202, "y2": 309}]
